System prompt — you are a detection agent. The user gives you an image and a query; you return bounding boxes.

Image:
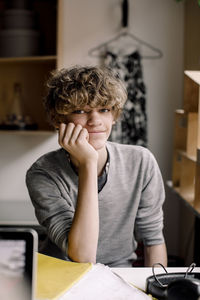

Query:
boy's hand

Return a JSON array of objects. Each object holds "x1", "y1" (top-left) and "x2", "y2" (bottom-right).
[{"x1": 58, "y1": 123, "x2": 98, "y2": 166}]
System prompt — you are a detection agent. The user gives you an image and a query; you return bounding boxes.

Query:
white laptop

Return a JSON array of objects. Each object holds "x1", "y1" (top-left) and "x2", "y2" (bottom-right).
[{"x1": 0, "y1": 227, "x2": 38, "y2": 300}]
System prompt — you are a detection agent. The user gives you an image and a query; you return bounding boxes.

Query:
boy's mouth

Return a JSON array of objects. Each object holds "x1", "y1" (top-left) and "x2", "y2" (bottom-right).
[{"x1": 88, "y1": 131, "x2": 105, "y2": 134}]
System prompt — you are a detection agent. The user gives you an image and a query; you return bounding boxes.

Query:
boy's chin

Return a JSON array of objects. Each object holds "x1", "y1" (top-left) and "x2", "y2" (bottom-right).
[{"x1": 89, "y1": 140, "x2": 107, "y2": 151}]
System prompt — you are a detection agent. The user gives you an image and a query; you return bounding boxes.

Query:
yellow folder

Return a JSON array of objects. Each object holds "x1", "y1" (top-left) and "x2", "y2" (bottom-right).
[{"x1": 36, "y1": 253, "x2": 93, "y2": 300}]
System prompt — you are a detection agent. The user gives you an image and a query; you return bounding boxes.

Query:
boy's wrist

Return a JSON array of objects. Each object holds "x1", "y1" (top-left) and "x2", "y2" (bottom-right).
[
  {"x1": 78, "y1": 158, "x2": 98, "y2": 170},
  {"x1": 70, "y1": 151, "x2": 98, "y2": 169}
]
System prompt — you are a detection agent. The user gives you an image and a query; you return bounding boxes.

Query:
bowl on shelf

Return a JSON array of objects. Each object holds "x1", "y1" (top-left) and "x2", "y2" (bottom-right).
[
  {"x1": 0, "y1": 29, "x2": 40, "y2": 57},
  {"x1": 5, "y1": 0, "x2": 33, "y2": 10},
  {"x1": 2, "y1": 9, "x2": 36, "y2": 29}
]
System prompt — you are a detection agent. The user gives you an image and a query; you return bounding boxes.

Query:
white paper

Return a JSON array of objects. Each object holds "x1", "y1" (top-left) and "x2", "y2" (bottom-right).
[{"x1": 61, "y1": 264, "x2": 151, "y2": 300}]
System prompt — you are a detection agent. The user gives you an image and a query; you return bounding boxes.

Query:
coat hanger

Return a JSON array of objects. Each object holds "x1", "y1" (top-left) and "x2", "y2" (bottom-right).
[{"x1": 88, "y1": 0, "x2": 163, "y2": 60}]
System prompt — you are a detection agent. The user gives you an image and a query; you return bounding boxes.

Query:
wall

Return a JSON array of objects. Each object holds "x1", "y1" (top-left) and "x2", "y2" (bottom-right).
[
  {"x1": 0, "y1": 0, "x2": 184, "y2": 257},
  {"x1": 58, "y1": 0, "x2": 184, "y2": 181},
  {"x1": 0, "y1": 132, "x2": 58, "y2": 223}
]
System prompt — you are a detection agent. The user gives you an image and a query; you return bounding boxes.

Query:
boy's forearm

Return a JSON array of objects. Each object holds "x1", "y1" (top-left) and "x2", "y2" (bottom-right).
[
  {"x1": 68, "y1": 161, "x2": 99, "y2": 263},
  {"x1": 144, "y1": 243, "x2": 168, "y2": 267}
]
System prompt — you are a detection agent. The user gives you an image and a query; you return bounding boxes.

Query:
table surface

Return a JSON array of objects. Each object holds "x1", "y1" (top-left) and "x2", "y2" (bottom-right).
[{"x1": 112, "y1": 267, "x2": 200, "y2": 291}]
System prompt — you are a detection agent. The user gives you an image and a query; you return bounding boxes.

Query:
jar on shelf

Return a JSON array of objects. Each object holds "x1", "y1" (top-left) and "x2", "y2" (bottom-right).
[{"x1": 0, "y1": 82, "x2": 38, "y2": 130}]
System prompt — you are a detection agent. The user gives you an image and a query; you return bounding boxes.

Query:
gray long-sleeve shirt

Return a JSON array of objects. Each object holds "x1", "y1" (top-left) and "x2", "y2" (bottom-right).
[{"x1": 26, "y1": 141, "x2": 165, "y2": 267}]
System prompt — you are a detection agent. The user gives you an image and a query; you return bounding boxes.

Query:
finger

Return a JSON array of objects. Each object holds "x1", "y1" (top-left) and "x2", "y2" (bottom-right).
[
  {"x1": 77, "y1": 127, "x2": 89, "y2": 142},
  {"x1": 68, "y1": 124, "x2": 83, "y2": 144},
  {"x1": 59, "y1": 123, "x2": 74, "y2": 146},
  {"x1": 58, "y1": 123, "x2": 67, "y2": 146}
]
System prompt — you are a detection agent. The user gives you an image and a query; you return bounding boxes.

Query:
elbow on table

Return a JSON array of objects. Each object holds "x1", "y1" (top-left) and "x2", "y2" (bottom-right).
[{"x1": 68, "y1": 246, "x2": 96, "y2": 264}]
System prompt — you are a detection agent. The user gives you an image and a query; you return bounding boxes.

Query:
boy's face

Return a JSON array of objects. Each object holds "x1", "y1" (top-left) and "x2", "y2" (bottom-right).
[{"x1": 61, "y1": 105, "x2": 115, "y2": 151}]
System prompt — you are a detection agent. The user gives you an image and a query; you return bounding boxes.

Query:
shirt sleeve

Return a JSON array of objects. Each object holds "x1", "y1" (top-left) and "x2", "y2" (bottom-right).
[
  {"x1": 26, "y1": 167, "x2": 75, "y2": 254},
  {"x1": 134, "y1": 150, "x2": 165, "y2": 246}
]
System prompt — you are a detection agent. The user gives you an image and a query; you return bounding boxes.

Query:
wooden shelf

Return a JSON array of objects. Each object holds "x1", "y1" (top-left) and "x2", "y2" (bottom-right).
[
  {"x1": 0, "y1": 130, "x2": 56, "y2": 136},
  {"x1": 176, "y1": 150, "x2": 196, "y2": 162},
  {"x1": 173, "y1": 186, "x2": 194, "y2": 205},
  {"x1": 183, "y1": 71, "x2": 200, "y2": 112},
  {"x1": 172, "y1": 149, "x2": 196, "y2": 187},
  {"x1": 0, "y1": 0, "x2": 58, "y2": 132},
  {"x1": 0, "y1": 58, "x2": 56, "y2": 131},
  {"x1": 172, "y1": 71, "x2": 200, "y2": 211},
  {"x1": 167, "y1": 181, "x2": 200, "y2": 218},
  {"x1": 0, "y1": 55, "x2": 57, "y2": 64},
  {"x1": 173, "y1": 110, "x2": 198, "y2": 158},
  {"x1": 184, "y1": 71, "x2": 200, "y2": 86}
]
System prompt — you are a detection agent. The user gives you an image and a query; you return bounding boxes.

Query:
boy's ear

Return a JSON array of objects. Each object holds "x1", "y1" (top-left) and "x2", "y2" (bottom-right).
[{"x1": 112, "y1": 120, "x2": 116, "y2": 125}]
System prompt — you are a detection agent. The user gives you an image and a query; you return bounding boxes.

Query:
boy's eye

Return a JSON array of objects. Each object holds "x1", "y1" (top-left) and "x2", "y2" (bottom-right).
[
  {"x1": 72, "y1": 108, "x2": 111, "y2": 114},
  {"x1": 72, "y1": 110, "x2": 85, "y2": 114},
  {"x1": 100, "y1": 108, "x2": 110, "y2": 113}
]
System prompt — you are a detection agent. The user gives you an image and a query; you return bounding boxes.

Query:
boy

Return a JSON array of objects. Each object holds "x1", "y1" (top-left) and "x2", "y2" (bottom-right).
[{"x1": 26, "y1": 66, "x2": 167, "y2": 267}]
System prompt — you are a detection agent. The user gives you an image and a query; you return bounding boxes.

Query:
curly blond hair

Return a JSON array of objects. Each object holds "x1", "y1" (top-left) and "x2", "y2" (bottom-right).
[{"x1": 44, "y1": 65, "x2": 127, "y2": 126}]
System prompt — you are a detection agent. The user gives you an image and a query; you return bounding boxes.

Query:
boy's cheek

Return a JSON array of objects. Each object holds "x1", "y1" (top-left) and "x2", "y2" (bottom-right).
[{"x1": 69, "y1": 119, "x2": 85, "y2": 127}]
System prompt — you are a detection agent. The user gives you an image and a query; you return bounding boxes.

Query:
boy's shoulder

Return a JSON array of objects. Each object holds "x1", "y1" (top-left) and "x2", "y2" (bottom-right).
[
  {"x1": 27, "y1": 148, "x2": 66, "y2": 172},
  {"x1": 106, "y1": 141, "x2": 152, "y2": 158},
  {"x1": 106, "y1": 142, "x2": 159, "y2": 176}
]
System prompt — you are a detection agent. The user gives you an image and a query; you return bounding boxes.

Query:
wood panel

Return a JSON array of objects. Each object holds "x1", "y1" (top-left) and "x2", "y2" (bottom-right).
[
  {"x1": 173, "y1": 110, "x2": 198, "y2": 158},
  {"x1": 179, "y1": 155, "x2": 195, "y2": 204},
  {"x1": 183, "y1": 74, "x2": 199, "y2": 112},
  {"x1": 184, "y1": 0, "x2": 200, "y2": 70},
  {"x1": 194, "y1": 149, "x2": 200, "y2": 211}
]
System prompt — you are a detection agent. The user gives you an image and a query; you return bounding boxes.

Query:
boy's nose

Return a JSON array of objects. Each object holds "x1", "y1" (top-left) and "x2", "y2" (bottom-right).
[{"x1": 87, "y1": 111, "x2": 102, "y2": 126}]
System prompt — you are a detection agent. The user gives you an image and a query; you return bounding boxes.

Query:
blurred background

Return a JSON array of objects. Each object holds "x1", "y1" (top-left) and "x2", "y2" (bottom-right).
[{"x1": 0, "y1": 0, "x2": 199, "y2": 267}]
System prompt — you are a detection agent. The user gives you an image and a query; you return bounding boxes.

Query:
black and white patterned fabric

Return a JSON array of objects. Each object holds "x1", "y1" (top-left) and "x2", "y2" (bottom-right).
[{"x1": 104, "y1": 50, "x2": 147, "y2": 147}]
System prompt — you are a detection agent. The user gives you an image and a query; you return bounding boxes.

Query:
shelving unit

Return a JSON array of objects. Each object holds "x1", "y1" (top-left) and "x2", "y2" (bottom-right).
[
  {"x1": 0, "y1": 0, "x2": 57, "y2": 132},
  {"x1": 0, "y1": 55, "x2": 56, "y2": 63},
  {"x1": 0, "y1": 130, "x2": 56, "y2": 136},
  {"x1": 172, "y1": 70, "x2": 200, "y2": 213}
]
